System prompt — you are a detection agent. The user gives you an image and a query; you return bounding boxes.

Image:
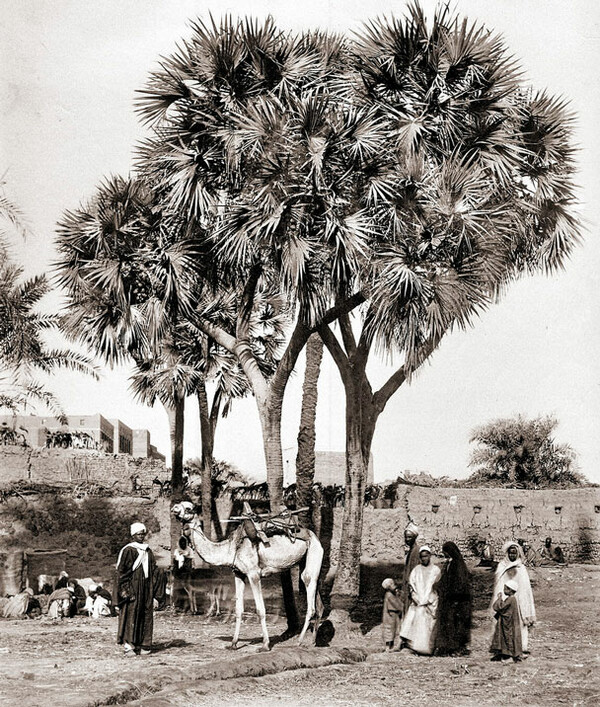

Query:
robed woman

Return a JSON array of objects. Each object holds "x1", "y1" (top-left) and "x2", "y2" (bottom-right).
[
  {"x1": 491, "y1": 541, "x2": 536, "y2": 653},
  {"x1": 116, "y1": 522, "x2": 164, "y2": 656},
  {"x1": 433, "y1": 541, "x2": 473, "y2": 656}
]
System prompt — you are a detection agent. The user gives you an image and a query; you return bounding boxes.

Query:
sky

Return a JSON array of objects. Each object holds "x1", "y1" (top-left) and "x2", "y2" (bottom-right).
[{"x1": 1, "y1": 0, "x2": 599, "y2": 483}]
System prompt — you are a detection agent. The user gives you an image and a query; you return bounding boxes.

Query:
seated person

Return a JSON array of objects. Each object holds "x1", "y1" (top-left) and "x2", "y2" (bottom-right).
[
  {"x1": 47, "y1": 587, "x2": 73, "y2": 619},
  {"x1": 1, "y1": 588, "x2": 36, "y2": 619},
  {"x1": 539, "y1": 537, "x2": 567, "y2": 566},
  {"x1": 67, "y1": 579, "x2": 87, "y2": 617},
  {"x1": 54, "y1": 571, "x2": 70, "y2": 590},
  {"x1": 84, "y1": 583, "x2": 113, "y2": 618},
  {"x1": 521, "y1": 541, "x2": 540, "y2": 568},
  {"x1": 475, "y1": 539, "x2": 496, "y2": 567}
]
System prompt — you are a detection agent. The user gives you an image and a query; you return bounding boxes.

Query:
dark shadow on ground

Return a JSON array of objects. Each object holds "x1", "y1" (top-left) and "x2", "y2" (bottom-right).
[{"x1": 151, "y1": 639, "x2": 193, "y2": 652}]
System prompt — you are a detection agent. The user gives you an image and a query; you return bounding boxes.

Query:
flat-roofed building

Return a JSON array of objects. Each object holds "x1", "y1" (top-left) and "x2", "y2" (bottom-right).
[
  {"x1": 110, "y1": 419, "x2": 133, "y2": 455},
  {"x1": 282, "y1": 448, "x2": 374, "y2": 487},
  {"x1": 0, "y1": 413, "x2": 115, "y2": 451},
  {"x1": 132, "y1": 429, "x2": 151, "y2": 458}
]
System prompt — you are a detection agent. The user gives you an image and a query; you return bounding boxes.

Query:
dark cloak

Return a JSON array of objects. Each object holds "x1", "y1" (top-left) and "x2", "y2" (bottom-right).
[
  {"x1": 116, "y1": 545, "x2": 163, "y2": 649},
  {"x1": 432, "y1": 541, "x2": 472, "y2": 655},
  {"x1": 490, "y1": 594, "x2": 523, "y2": 658},
  {"x1": 402, "y1": 541, "x2": 422, "y2": 614}
]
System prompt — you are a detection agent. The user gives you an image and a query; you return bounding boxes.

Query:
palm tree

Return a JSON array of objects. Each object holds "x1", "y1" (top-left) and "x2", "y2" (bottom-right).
[
  {"x1": 468, "y1": 415, "x2": 583, "y2": 488},
  {"x1": 0, "y1": 179, "x2": 98, "y2": 418},
  {"x1": 55, "y1": 174, "x2": 285, "y2": 509},
  {"x1": 135, "y1": 17, "x2": 377, "y2": 510},
  {"x1": 319, "y1": 2, "x2": 581, "y2": 599},
  {"x1": 55, "y1": 175, "x2": 201, "y2": 494}
]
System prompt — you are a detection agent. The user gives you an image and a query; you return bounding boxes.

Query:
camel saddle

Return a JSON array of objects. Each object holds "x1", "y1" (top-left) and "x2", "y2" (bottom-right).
[{"x1": 238, "y1": 505, "x2": 310, "y2": 546}]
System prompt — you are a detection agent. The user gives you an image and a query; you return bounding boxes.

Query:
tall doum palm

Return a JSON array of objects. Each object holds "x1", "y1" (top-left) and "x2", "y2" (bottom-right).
[
  {"x1": 55, "y1": 175, "x2": 284, "y2": 508},
  {"x1": 135, "y1": 17, "x2": 378, "y2": 510},
  {"x1": 0, "y1": 179, "x2": 98, "y2": 418},
  {"x1": 317, "y1": 2, "x2": 581, "y2": 598}
]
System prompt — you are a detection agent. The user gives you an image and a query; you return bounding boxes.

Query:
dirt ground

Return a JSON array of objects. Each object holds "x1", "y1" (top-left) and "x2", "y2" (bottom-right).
[{"x1": 0, "y1": 564, "x2": 598, "y2": 707}]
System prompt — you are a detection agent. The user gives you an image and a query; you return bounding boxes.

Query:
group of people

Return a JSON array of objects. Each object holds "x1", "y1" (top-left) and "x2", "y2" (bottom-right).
[
  {"x1": 46, "y1": 572, "x2": 114, "y2": 619},
  {"x1": 382, "y1": 524, "x2": 537, "y2": 663},
  {"x1": 474, "y1": 535, "x2": 567, "y2": 569},
  {"x1": 0, "y1": 572, "x2": 114, "y2": 620}
]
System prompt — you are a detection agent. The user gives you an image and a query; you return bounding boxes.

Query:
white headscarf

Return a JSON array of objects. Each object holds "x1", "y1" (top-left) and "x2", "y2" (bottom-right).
[
  {"x1": 405, "y1": 522, "x2": 419, "y2": 537},
  {"x1": 130, "y1": 522, "x2": 146, "y2": 536},
  {"x1": 116, "y1": 523, "x2": 150, "y2": 577},
  {"x1": 492, "y1": 540, "x2": 535, "y2": 622}
]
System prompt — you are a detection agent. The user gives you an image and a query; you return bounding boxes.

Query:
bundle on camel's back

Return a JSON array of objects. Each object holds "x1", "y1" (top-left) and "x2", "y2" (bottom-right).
[{"x1": 172, "y1": 501, "x2": 324, "y2": 651}]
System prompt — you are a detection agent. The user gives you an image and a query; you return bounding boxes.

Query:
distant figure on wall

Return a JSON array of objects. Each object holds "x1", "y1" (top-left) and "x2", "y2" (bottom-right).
[{"x1": 116, "y1": 522, "x2": 164, "y2": 656}]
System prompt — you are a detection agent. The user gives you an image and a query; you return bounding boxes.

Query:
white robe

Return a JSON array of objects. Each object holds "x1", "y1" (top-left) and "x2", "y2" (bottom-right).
[
  {"x1": 400, "y1": 562, "x2": 441, "y2": 655},
  {"x1": 492, "y1": 543, "x2": 536, "y2": 652}
]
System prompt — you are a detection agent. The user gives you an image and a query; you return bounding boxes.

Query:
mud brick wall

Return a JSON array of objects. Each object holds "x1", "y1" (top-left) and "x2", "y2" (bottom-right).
[
  {"x1": 0, "y1": 446, "x2": 169, "y2": 492},
  {"x1": 328, "y1": 487, "x2": 600, "y2": 564}
]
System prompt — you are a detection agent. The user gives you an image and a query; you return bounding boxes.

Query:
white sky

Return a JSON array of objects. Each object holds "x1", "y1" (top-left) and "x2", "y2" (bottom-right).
[{"x1": 1, "y1": 0, "x2": 599, "y2": 483}]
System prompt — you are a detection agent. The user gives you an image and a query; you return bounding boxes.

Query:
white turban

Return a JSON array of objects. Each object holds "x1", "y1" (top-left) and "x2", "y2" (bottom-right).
[
  {"x1": 130, "y1": 522, "x2": 147, "y2": 536},
  {"x1": 419, "y1": 545, "x2": 432, "y2": 554},
  {"x1": 89, "y1": 584, "x2": 97, "y2": 593},
  {"x1": 405, "y1": 522, "x2": 419, "y2": 536},
  {"x1": 504, "y1": 579, "x2": 519, "y2": 593},
  {"x1": 382, "y1": 578, "x2": 396, "y2": 591}
]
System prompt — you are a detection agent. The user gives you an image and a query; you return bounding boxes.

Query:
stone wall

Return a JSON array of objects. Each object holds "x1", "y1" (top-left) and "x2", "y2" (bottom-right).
[
  {"x1": 326, "y1": 486, "x2": 600, "y2": 564},
  {"x1": 0, "y1": 446, "x2": 169, "y2": 492}
]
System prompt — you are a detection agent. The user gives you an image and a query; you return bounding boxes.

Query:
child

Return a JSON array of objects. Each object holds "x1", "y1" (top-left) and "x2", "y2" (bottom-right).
[
  {"x1": 490, "y1": 579, "x2": 523, "y2": 662},
  {"x1": 382, "y1": 578, "x2": 403, "y2": 651}
]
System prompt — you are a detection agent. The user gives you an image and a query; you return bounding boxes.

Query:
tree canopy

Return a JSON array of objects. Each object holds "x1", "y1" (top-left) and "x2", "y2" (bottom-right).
[{"x1": 468, "y1": 414, "x2": 587, "y2": 488}]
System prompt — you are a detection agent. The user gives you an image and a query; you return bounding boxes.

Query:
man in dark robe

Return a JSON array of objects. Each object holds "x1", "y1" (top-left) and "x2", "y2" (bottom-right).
[
  {"x1": 401, "y1": 522, "x2": 422, "y2": 615},
  {"x1": 116, "y1": 522, "x2": 163, "y2": 656}
]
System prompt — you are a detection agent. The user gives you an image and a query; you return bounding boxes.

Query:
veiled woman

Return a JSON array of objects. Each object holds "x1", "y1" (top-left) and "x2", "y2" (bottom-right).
[
  {"x1": 433, "y1": 541, "x2": 472, "y2": 656},
  {"x1": 399, "y1": 546, "x2": 441, "y2": 655},
  {"x1": 491, "y1": 541, "x2": 536, "y2": 653}
]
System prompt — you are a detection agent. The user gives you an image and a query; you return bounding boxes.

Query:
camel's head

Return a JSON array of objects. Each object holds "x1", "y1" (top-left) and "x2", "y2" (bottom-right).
[{"x1": 172, "y1": 501, "x2": 195, "y2": 523}]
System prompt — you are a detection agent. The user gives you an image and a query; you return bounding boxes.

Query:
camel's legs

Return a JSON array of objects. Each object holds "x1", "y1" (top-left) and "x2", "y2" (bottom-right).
[
  {"x1": 247, "y1": 572, "x2": 270, "y2": 651},
  {"x1": 298, "y1": 540, "x2": 324, "y2": 644},
  {"x1": 230, "y1": 574, "x2": 245, "y2": 649},
  {"x1": 298, "y1": 571, "x2": 319, "y2": 644}
]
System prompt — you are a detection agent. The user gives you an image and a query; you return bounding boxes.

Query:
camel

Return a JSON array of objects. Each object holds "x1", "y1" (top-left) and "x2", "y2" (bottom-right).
[{"x1": 172, "y1": 501, "x2": 324, "y2": 651}]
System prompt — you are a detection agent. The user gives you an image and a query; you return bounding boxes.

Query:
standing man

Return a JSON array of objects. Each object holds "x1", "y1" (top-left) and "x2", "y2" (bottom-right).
[
  {"x1": 116, "y1": 522, "x2": 162, "y2": 656},
  {"x1": 401, "y1": 522, "x2": 422, "y2": 616}
]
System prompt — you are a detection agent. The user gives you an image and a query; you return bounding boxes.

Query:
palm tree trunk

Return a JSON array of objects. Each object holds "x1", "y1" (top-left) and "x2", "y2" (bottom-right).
[
  {"x1": 197, "y1": 383, "x2": 214, "y2": 540},
  {"x1": 331, "y1": 385, "x2": 370, "y2": 602},
  {"x1": 165, "y1": 397, "x2": 185, "y2": 499},
  {"x1": 295, "y1": 333, "x2": 323, "y2": 530},
  {"x1": 258, "y1": 392, "x2": 285, "y2": 512}
]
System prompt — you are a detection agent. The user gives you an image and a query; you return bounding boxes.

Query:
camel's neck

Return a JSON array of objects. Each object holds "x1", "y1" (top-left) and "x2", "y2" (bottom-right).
[{"x1": 188, "y1": 519, "x2": 236, "y2": 567}]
